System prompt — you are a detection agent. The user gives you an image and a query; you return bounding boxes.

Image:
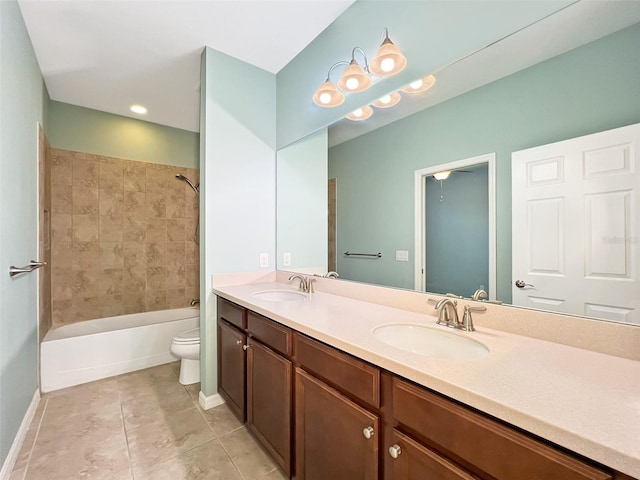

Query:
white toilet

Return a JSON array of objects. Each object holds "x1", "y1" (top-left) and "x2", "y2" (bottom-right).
[{"x1": 170, "y1": 327, "x2": 200, "y2": 385}]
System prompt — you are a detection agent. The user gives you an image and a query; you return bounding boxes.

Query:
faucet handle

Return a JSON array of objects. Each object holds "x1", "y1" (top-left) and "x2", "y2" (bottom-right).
[
  {"x1": 461, "y1": 305, "x2": 476, "y2": 331},
  {"x1": 307, "y1": 278, "x2": 316, "y2": 293}
]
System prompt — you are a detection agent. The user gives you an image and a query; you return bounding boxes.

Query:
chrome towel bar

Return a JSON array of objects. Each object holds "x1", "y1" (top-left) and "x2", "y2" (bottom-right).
[
  {"x1": 344, "y1": 251, "x2": 382, "y2": 258},
  {"x1": 9, "y1": 260, "x2": 46, "y2": 277}
]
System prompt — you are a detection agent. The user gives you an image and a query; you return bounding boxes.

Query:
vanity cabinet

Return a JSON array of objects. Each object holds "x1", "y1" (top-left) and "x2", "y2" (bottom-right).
[
  {"x1": 246, "y1": 311, "x2": 293, "y2": 477},
  {"x1": 386, "y1": 376, "x2": 612, "y2": 480},
  {"x1": 216, "y1": 298, "x2": 247, "y2": 422}
]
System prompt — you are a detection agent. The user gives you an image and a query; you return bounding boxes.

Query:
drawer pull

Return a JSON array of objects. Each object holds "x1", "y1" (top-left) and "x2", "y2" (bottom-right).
[
  {"x1": 388, "y1": 444, "x2": 402, "y2": 459},
  {"x1": 362, "y1": 426, "x2": 375, "y2": 439}
]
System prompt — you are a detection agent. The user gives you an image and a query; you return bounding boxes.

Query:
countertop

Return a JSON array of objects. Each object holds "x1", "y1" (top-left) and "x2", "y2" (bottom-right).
[{"x1": 212, "y1": 281, "x2": 640, "y2": 477}]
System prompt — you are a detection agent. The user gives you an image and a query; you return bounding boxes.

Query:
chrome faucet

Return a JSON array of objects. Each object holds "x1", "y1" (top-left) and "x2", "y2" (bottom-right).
[
  {"x1": 190, "y1": 299, "x2": 200, "y2": 306},
  {"x1": 435, "y1": 298, "x2": 459, "y2": 328},
  {"x1": 324, "y1": 271, "x2": 340, "y2": 279},
  {"x1": 288, "y1": 274, "x2": 315, "y2": 293}
]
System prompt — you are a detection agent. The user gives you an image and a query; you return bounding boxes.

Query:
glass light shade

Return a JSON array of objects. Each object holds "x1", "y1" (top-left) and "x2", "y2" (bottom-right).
[
  {"x1": 337, "y1": 60, "x2": 372, "y2": 93},
  {"x1": 312, "y1": 80, "x2": 345, "y2": 107},
  {"x1": 369, "y1": 38, "x2": 407, "y2": 77},
  {"x1": 401, "y1": 75, "x2": 437, "y2": 94},
  {"x1": 346, "y1": 105, "x2": 373, "y2": 121},
  {"x1": 372, "y1": 91, "x2": 401, "y2": 109},
  {"x1": 434, "y1": 170, "x2": 451, "y2": 180}
]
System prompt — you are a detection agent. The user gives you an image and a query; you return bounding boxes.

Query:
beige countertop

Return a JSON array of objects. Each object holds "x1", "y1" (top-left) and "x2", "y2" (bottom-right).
[{"x1": 213, "y1": 281, "x2": 640, "y2": 478}]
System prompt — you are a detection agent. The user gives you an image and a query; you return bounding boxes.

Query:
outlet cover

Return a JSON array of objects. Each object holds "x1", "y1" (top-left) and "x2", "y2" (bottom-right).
[
  {"x1": 283, "y1": 252, "x2": 291, "y2": 267},
  {"x1": 259, "y1": 253, "x2": 269, "y2": 268}
]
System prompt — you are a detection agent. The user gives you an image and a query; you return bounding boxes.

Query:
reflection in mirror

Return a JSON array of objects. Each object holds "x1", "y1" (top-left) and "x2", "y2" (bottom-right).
[{"x1": 276, "y1": 12, "x2": 640, "y2": 326}]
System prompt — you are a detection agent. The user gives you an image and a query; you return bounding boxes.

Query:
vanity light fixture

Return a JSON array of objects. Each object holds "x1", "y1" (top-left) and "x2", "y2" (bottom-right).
[
  {"x1": 372, "y1": 92, "x2": 401, "y2": 109},
  {"x1": 312, "y1": 28, "x2": 406, "y2": 108},
  {"x1": 401, "y1": 74, "x2": 437, "y2": 94},
  {"x1": 346, "y1": 105, "x2": 373, "y2": 121},
  {"x1": 369, "y1": 28, "x2": 407, "y2": 77},
  {"x1": 130, "y1": 104, "x2": 147, "y2": 114},
  {"x1": 433, "y1": 170, "x2": 451, "y2": 180}
]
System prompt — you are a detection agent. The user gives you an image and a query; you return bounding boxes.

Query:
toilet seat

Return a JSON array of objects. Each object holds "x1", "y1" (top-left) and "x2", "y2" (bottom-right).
[{"x1": 172, "y1": 327, "x2": 200, "y2": 344}]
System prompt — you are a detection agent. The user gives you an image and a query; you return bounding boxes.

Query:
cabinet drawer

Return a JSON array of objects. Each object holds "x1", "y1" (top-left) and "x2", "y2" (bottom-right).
[
  {"x1": 217, "y1": 297, "x2": 246, "y2": 330},
  {"x1": 294, "y1": 333, "x2": 380, "y2": 409},
  {"x1": 247, "y1": 311, "x2": 292, "y2": 356},
  {"x1": 392, "y1": 378, "x2": 611, "y2": 480},
  {"x1": 387, "y1": 429, "x2": 479, "y2": 480}
]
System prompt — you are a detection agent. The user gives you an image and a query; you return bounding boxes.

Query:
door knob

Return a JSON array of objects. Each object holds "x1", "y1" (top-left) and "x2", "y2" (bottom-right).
[
  {"x1": 388, "y1": 444, "x2": 402, "y2": 459},
  {"x1": 362, "y1": 426, "x2": 374, "y2": 439},
  {"x1": 514, "y1": 280, "x2": 534, "y2": 289}
]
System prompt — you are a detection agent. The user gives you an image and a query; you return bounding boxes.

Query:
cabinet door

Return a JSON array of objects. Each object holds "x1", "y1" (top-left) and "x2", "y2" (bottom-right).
[
  {"x1": 294, "y1": 368, "x2": 378, "y2": 480},
  {"x1": 217, "y1": 319, "x2": 246, "y2": 422},
  {"x1": 247, "y1": 339, "x2": 292, "y2": 476},
  {"x1": 387, "y1": 429, "x2": 479, "y2": 480}
]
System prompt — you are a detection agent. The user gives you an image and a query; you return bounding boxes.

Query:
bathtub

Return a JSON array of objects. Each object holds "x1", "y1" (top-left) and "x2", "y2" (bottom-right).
[{"x1": 41, "y1": 307, "x2": 199, "y2": 392}]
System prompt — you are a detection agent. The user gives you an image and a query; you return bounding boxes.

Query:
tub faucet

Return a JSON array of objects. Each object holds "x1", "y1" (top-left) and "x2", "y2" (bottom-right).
[
  {"x1": 190, "y1": 299, "x2": 200, "y2": 306},
  {"x1": 324, "y1": 271, "x2": 340, "y2": 279}
]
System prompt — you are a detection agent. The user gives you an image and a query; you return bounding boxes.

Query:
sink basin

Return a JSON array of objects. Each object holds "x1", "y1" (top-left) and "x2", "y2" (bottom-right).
[
  {"x1": 372, "y1": 323, "x2": 489, "y2": 360},
  {"x1": 252, "y1": 290, "x2": 307, "y2": 302}
]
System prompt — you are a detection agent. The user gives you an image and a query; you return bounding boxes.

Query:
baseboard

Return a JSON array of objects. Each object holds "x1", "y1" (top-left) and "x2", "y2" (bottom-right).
[
  {"x1": 199, "y1": 391, "x2": 224, "y2": 410},
  {"x1": 0, "y1": 389, "x2": 40, "y2": 480}
]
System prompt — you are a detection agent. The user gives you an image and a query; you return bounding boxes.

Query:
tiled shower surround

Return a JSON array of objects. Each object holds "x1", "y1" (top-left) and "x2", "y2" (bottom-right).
[{"x1": 49, "y1": 148, "x2": 199, "y2": 326}]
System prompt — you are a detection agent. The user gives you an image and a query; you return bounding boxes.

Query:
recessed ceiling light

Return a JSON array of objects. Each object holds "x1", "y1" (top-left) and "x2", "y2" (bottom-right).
[{"x1": 130, "y1": 104, "x2": 147, "y2": 114}]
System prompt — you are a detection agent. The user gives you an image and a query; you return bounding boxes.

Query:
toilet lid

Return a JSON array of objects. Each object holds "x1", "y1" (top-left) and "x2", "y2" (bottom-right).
[{"x1": 174, "y1": 327, "x2": 200, "y2": 344}]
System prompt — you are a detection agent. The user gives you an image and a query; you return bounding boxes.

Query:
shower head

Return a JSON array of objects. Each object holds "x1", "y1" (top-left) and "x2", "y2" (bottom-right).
[{"x1": 175, "y1": 174, "x2": 199, "y2": 194}]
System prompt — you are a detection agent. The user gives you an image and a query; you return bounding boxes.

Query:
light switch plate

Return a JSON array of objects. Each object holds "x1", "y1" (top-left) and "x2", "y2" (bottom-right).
[
  {"x1": 259, "y1": 253, "x2": 269, "y2": 268},
  {"x1": 396, "y1": 250, "x2": 409, "y2": 262},
  {"x1": 283, "y1": 252, "x2": 291, "y2": 267}
]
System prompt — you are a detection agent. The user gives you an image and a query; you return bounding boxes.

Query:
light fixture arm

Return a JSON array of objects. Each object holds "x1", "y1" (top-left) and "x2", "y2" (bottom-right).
[
  {"x1": 325, "y1": 60, "x2": 350, "y2": 82},
  {"x1": 351, "y1": 47, "x2": 370, "y2": 73}
]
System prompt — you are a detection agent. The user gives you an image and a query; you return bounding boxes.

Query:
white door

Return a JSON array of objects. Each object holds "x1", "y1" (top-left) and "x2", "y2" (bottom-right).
[{"x1": 512, "y1": 123, "x2": 640, "y2": 325}]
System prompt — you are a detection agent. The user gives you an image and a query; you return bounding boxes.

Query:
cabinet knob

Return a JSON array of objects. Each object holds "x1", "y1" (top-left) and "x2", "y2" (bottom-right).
[
  {"x1": 362, "y1": 426, "x2": 375, "y2": 439},
  {"x1": 242, "y1": 344, "x2": 250, "y2": 351},
  {"x1": 388, "y1": 444, "x2": 402, "y2": 459},
  {"x1": 235, "y1": 340, "x2": 242, "y2": 345}
]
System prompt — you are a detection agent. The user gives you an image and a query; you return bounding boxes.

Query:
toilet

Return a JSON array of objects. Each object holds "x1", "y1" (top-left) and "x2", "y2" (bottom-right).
[{"x1": 170, "y1": 327, "x2": 200, "y2": 385}]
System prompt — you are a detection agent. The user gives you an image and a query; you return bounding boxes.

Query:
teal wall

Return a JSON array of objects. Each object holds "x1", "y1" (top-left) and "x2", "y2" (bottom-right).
[
  {"x1": 200, "y1": 48, "x2": 276, "y2": 397},
  {"x1": 277, "y1": 129, "x2": 328, "y2": 271},
  {"x1": 276, "y1": 1, "x2": 572, "y2": 149},
  {"x1": 329, "y1": 24, "x2": 640, "y2": 302},
  {"x1": 0, "y1": 0, "x2": 45, "y2": 467},
  {"x1": 48, "y1": 101, "x2": 199, "y2": 168}
]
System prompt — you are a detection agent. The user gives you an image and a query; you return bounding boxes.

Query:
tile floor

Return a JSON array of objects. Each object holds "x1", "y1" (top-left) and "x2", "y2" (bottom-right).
[{"x1": 10, "y1": 363, "x2": 287, "y2": 480}]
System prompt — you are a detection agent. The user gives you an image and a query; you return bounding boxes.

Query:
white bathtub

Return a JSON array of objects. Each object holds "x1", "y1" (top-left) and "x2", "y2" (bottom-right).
[{"x1": 41, "y1": 307, "x2": 199, "y2": 392}]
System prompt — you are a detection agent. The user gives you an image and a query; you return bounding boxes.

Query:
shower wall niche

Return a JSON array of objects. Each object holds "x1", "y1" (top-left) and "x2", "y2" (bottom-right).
[{"x1": 49, "y1": 148, "x2": 199, "y2": 327}]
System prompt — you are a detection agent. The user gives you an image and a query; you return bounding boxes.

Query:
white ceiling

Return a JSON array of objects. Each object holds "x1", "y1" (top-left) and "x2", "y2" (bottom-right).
[
  {"x1": 17, "y1": 1, "x2": 640, "y2": 138},
  {"x1": 18, "y1": 0, "x2": 356, "y2": 132}
]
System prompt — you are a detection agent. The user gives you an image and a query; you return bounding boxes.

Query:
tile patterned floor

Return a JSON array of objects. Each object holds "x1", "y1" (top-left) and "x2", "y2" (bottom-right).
[{"x1": 10, "y1": 363, "x2": 287, "y2": 480}]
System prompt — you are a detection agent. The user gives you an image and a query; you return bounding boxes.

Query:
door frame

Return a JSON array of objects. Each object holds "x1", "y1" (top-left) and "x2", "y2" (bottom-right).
[{"x1": 413, "y1": 153, "x2": 497, "y2": 298}]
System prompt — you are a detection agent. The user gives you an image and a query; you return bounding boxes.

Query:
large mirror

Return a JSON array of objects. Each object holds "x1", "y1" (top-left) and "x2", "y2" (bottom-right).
[{"x1": 276, "y1": 4, "x2": 640, "y2": 326}]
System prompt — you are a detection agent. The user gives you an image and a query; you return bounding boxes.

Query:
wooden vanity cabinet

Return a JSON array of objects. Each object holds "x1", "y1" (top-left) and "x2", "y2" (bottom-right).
[
  {"x1": 293, "y1": 333, "x2": 381, "y2": 480},
  {"x1": 386, "y1": 375, "x2": 613, "y2": 480},
  {"x1": 246, "y1": 312, "x2": 293, "y2": 477},
  {"x1": 217, "y1": 297, "x2": 247, "y2": 422}
]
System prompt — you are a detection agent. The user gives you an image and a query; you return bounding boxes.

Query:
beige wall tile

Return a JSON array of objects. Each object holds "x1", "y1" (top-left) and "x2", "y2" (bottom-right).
[
  {"x1": 52, "y1": 299, "x2": 73, "y2": 326},
  {"x1": 123, "y1": 216, "x2": 146, "y2": 242},
  {"x1": 146, "y1": 290, "x2": 167, "y2": 311},
  {"x1": 146, "y1": 218, "x2": 167, "y2": 244},
  {"x1": 72, "y1": 186, "x2": 99, "y2": 215},
  {"x1": 145, "y1": 191, "x2": 166, "y2": 218},
  {"x1": 146, "y1": 267, "x2": 167, "y2": 291},
  {"x1": 99, "y1": 158, "x2": 123, "y2": 189},
  {"x1": 166, "y1": 266, "x2": 185, "y2": 290},
  {"x1": 100, "y1": 268, "x2": 124, "y2": 295},
  {"x1": 185, "y1": 195, "x2": 199, "y2": 219},
  {"x1": 167, "y1": 218, "x2": 185, "y2": 242},
  {"x1": 101, "y1": 294, "x2": 125, "y2": 318},
  {"x1": 167, "y1": 242, "x2": 185, "y2": 266},
  {"x1": 100, "y1": 214, "x2": 123, "y2": 242},
  {"x1": 52, "y1": 241, "x2": 73, "y2": 269},
  {"x1": 72, "y1": 269, "x2": 100, "y2": 298},
  {"x1": 72, "y1": 242, "x2": 100, "y2": 270},
  {"x1": 51, "y1": 154, "x2": 72, "y2": 186},
  {"x1": 185, "y1": 241, "x2": 197, "y2": 265},
  {"x1": 51, "y1": 213, "x2": 72, "y2": 243},
  {"x1": 123, "y1": 266, "x2": 146, "y2": 292},
  {"x1": 123, "y1": 191, "x2": 146, "y2": 217},
  {"x1": 145, "y1": 243, "x2": 167, "y2": 266},
  {"x1": 101, "y1": 242, "x2": 124, "y2": 268},
  {"x1": 145, "y1": 165, "x2": 172, "y2": 193},
  {"x1": 166, "y1": 289, "x2": 187, "y2": 309},
  {"x1": 72, "y1": 296, "x2": 102, "y2": 322},
  {"x1": 166, "y1": 192, "x2": 186, "y2": 219},
  {"x1": 124, "y1": 161, "x2": 146, "y2": 192},
  {"x1": 51, "y1": 189, "x2": 73, "y2": 214},
  {"x1": 124, "y1": 242, "x2": 145, "y2": 268},
  {"x1": 52, "y1": 268, "x2": 73, "y2": 301},
  {"x1": 99, "y1": 188, "x2": 124, "y2": 216},
  {"x1": 72, "y1": 214, "x2": 99, "y2": 243},
  {"x1": 186, "y1": 265, "x2": 199, "y2": 291},
  {"x1": 123, "y1": 292, "x2": 146, "y2": 314},
  {"x1": 73, "y1": 157, "x2": 98, "y2": 187}
]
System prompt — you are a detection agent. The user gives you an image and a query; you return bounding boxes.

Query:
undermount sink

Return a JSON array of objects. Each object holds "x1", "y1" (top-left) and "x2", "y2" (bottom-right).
[
  {"x1": 372, "y1": 323, "x2": 490, "y2": 360},
  {"x1": 252, "y1": 290, "x2": 307, "y2": 302}
]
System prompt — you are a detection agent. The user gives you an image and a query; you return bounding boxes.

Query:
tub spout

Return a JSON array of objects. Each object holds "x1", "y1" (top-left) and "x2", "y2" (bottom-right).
[{"x1": 190, "y1": 299, "x2": 200, "y2": 306}]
